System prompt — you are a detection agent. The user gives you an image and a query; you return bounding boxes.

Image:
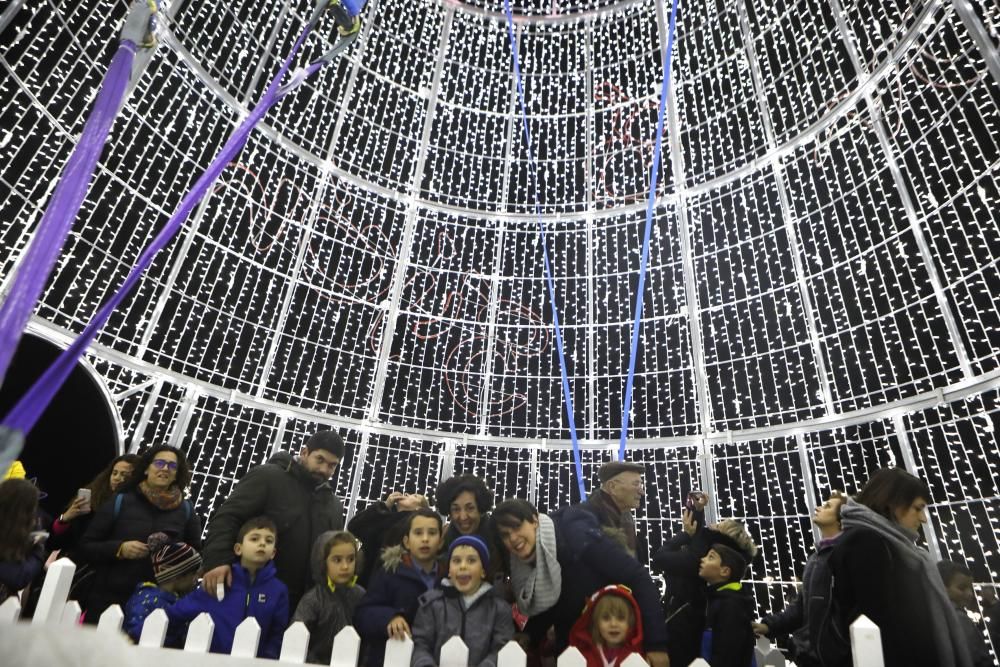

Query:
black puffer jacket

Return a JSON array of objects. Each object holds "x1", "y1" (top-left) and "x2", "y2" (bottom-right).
[
  {"x1": 761, "y1": 535, "x2": 847, "y2": 667},
  {"x1": 78, "y1": 489, "x2": 201, "y2": 617},
  {"x1": 200, "y1": 451, "x2": 345, "y2": 609},
  {"x1": 650, "y1": 523, "x2": 745, "y2": 667}
]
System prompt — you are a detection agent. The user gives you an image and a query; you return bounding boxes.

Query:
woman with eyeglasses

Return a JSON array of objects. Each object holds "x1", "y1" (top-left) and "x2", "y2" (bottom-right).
[{"x1": 79, "y1": 445, "x2": 202, "y2": 622}]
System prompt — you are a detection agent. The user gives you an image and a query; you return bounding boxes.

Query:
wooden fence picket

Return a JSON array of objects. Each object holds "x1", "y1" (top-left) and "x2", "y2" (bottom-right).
[
  {"x1": 330, "y1": 624, "x2": 362, "y2": 667},
  {"x1": 439, "y1": 635, "x2": 469, "y2": 667},
  {"x1": 850, "y1": 614, "x2": 884, "y2": 667},
  {"x1": 60, "y1": 599, "x2": 81, "y2": 626},
  {"x1": 184, "y1": 612, "x2": 215, "y2": 652},
  {"x1": 231, "y1": 616, "x2": 262, "y2": 658},
  {"x1": 96, "y1": 604, "x2": 124, "y2": 635},
  {"x1": 556, "y1": 646, "x2": 586, "y2": 667},
  {"x1": 497, "y1": 640, "x2": 526, "y2": 667},
  {"x1": 138, "y1": 608, "x2": 168, "y2": 648},
  {"x1": 0, "y1": 597, "x2": 21, "y2": 624},
  {"x1": 31, "y1": 557, "x2": 74, "y2": 626},
  {"x1": 383, "y1": 634, "x2": 414, "y2": 667},
  {"x1": 278, "y1": 621, "x2": 310, "y2": 663}
]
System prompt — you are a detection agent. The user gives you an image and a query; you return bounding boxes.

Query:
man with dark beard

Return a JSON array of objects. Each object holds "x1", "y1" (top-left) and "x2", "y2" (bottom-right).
[{"x1": 200, "y1": 430, "x2": 345, "y2": 611}]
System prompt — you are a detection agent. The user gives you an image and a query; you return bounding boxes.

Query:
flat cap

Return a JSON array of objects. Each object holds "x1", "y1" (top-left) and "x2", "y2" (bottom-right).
[{"x1": 598, "y1": 461, "x2": 645, "y2": 483}]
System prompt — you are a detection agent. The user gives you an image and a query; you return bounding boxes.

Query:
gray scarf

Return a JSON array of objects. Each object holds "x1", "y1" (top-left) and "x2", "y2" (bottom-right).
[
  {"x1": 840, "y1": 499, "x2": 971, "y2": 667},
  {"x1": 509, "y1": 513, "x2": 561, "y2": 616}
]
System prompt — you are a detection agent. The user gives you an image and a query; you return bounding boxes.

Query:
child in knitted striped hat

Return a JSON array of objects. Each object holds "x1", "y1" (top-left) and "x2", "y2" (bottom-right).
[{"x1": 123, "y1": 541, "x2": 202, "y2": 645}]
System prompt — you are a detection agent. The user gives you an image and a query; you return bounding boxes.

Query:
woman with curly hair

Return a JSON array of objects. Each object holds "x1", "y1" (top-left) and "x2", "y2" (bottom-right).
[
  {"x1": 79, "y1": 445, "x2": 201, "y2": 622},
  {"x1": 48, "y1": 453, "x2": 140, "y2": 555},
  {"x1": 0, "y1": 478, "x2": 46, "y2": 602},
  {"x1": 434, "y1": 474, "x2": 505, "y2": 580}
]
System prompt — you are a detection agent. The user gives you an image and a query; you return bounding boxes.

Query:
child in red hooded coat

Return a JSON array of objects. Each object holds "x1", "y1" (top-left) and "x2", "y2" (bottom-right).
[{"x1": 569, "y1": 584, "x2": 645, "y2": 667}]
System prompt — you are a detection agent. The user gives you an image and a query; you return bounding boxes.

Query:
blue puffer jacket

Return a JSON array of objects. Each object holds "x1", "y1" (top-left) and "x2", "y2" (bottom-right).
[
  {"x1": 353, "y1": 545, "x2": 444, "y2": 667},
  {"x1": 123, "y1": 582, "x2": 184, "y2": 646},
  {"x1": 166, "y1": 560, "x2": 289, "y2": 658}
]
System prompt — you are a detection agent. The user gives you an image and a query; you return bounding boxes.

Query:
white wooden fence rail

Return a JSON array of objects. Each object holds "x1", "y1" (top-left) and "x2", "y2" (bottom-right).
[{"x1": 0, "y1": 557, "x2": 886, "y2": 667}]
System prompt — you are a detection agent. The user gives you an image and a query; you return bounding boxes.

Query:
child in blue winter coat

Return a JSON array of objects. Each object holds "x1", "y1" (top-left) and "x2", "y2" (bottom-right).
[
  {"x1": 411, "y1": 535, "x2": 514, "y2": 667},
  {"x1": 123, "y1": 541, "x2": 202, "y2": 645},
  {"x1": 167, "y1": 516, "x2": 289, "y2": 658},
  {"x1": 354, "y1": 507, "x2": 445, "y2": 667}
]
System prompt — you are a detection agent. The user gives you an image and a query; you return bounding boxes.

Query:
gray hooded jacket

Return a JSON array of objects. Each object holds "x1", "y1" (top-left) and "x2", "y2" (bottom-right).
[
  {"x1": 292, "y1": 530, "x2": 366, "y2": 665},
  {"x1": 410, "y1": 581, "x2": 514, "y2": 667}
]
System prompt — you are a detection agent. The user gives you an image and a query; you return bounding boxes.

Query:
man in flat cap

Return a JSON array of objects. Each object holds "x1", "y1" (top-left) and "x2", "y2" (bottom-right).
[{"x1": 582, "y1": 460, "x2": 645, "y2": 558}]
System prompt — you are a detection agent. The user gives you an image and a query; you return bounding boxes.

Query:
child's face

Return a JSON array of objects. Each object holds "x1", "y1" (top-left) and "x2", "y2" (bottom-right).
[
  {"x1": 945, "y1": 573, "x2": 975, "y2": 609},
  {"x1": 596, "y1": 611, "x2": 629, "y2": 648},
  {"x1": 326, "y1": 541, "x2": 357, "y2": 586},
  {"x1": 698, "y1": 549, "x2": 729, "y2": 585},
  {"x1": 449, "y1": 545, "x2": 485, "y2": 594},
  {"x1": 403, "y1": 516, "x2": 442, "y2": 565},
  {"x1": 173, "y1": 571, "x2": 200, "y2": 596},
  {"x1": 235, "y1": 528, "x2": 277, "y2": 568}
]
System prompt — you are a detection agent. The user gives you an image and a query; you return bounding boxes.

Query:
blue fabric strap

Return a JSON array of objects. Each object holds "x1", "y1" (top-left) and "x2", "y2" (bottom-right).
[
  {"x1": 619, "y1": 0, "x2": 681, "y2": 460},
  {"x1": 501, "y1": 2, "x2": 585, "y2": 500}
]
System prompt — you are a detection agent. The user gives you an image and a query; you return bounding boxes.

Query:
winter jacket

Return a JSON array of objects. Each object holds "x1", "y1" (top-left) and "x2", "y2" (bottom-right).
[
  {"x1": 700, "y1": 582, "x2": 756, "y2": 667},
  {"x1": 200, "y1": 451, "x2": 345, "y2": 610},
  {"x1": 292, "y1": 530, "x2": 366, "y2": 665},
  {"x1": 579, "y1": 490, "x2": 638, "y2": 557},
  {"x1": 525, "y1": 505, "x2": 668, "y2": 655},
  {"x1": 354, "y1": 545, "x2": 445, "y2": 667},
  {"x1": 760, "y1": 535, "x2": 846, "y2": 666},
  {"x1": 166, "y1": 560, "x2": 289, "y2": 659},
  {"x1": 410, "y1": 581, "x2": 514, "y2": 667},
  {"x1": 952, "y1": 604, "x2": 993, "y2": 667},
  {"x1": 0, "y1": 542, "x2": 45, "y2": 601},
  {"x1": 347, "y1": 501, "x2": 414, "y2": 587},
  {"x1": 568, "y1": 585, "x2": 644, "y2": 667},
  {"x1": 651, "y1": 524, "x2": 752, "y2": 667},
  {"x1": 78, "y1": 489, "x2": 201, "y2": 617},
  {"x1": 123, "y1": 582, "x2": 185, "y2": 647},
  {"x1": 828, "y1": 526, "x2": 954, "y2": 667}
]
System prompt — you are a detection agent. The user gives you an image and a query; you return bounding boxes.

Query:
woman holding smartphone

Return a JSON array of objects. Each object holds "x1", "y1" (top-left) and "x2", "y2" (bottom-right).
[{"x1": 48, "y1": 453, "x2": 141, "y2": 556}]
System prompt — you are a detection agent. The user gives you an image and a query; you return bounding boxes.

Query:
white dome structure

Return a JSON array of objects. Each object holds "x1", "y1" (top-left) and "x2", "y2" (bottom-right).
[{"x1": 0, "y1": 0, "x2": 998, "y2": 625}]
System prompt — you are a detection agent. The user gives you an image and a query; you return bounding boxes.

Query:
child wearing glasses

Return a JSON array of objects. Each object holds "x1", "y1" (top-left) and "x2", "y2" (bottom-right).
[{"x1": 79, "y1": 445, "x2": 201, "y2": 623}]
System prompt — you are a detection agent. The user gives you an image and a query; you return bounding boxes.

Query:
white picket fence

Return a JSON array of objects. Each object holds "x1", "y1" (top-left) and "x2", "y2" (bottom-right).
[{"x1": 0, "y1": 558, "x2": 886, "y2": 667}]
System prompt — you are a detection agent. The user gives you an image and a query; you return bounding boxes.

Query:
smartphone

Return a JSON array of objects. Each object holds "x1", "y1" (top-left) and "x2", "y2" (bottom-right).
[
  {"x1": 685, "y1": 489, "x2": 704, "y2": 512},
  {"x1": 76, "y1": 488, "x2": 92, "y2": 511}
]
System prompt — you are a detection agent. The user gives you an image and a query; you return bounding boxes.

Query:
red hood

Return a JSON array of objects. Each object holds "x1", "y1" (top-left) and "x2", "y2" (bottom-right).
[{"x1": 569, "y1": 585, "x2": 644, "y2": 666}]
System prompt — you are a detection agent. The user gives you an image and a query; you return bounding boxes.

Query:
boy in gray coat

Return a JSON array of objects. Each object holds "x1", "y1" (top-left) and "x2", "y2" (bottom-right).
[{"x1": 411, "y1": 535, "x2": 514, "y2": 667}]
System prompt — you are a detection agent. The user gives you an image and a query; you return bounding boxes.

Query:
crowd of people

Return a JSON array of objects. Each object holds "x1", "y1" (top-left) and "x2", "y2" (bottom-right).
[{"x1": 1, "y1": 430, "x2": 998, "y2": 667}]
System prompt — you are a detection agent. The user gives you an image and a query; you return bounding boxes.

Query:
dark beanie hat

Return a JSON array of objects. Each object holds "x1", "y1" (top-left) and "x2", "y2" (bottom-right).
[
  {"x1": 449, "y1": 534, "x2": 490, "y2": 570},
  {"x1": 598, "y1": 461, "x2": 645, "y2": 484},
  {"x1": 152, "y1": 542, "x2": 203, "y2": 585}
]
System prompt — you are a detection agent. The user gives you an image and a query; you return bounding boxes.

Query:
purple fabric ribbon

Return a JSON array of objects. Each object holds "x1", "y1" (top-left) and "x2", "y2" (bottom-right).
[
  {"x1": 3, "y1": 16, "x2": 327, "y2": 433},
  {"x1": 0, "y1": 40, "x2": 138, "y2": 385}
]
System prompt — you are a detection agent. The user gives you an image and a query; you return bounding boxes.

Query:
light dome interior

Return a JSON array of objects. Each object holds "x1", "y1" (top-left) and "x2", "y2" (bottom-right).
[{"x1": 1, "y1": 0, "x2": 998, "y2": 621}]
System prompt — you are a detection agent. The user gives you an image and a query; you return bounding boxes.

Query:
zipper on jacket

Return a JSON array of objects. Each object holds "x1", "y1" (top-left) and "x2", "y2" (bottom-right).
[{"x1": 245, "y1": 592, "x2": 251, "y2": 619}]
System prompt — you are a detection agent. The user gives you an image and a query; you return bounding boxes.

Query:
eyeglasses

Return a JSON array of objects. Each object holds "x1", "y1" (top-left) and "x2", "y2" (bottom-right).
[{"x1": 151, "y1": 459, "x2": 178, "y2": 471}]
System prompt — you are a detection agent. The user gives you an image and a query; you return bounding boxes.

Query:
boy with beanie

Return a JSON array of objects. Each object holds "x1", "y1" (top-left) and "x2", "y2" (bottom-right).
[
  {"x1": 698, "y1": 543, "x2": 755, "y2": 667},
  {"x1": 123, "y1": 542, "x2": 202, "y2": 646},
  {"x1": 411, "y1": 535, "x2": 514, "y2": 667}
]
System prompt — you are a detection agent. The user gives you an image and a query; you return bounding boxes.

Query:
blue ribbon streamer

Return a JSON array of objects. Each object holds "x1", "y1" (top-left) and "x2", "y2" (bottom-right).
[
  {"x1": 501, "y1": 2, "x2": 586, "y2": 501},
  {"x1": 619, "y1": 0, "x2": 681, "y2": 461}
]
